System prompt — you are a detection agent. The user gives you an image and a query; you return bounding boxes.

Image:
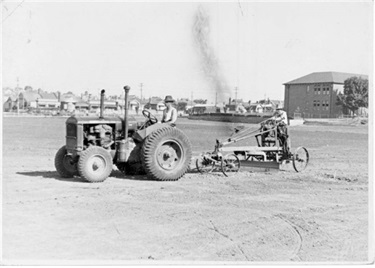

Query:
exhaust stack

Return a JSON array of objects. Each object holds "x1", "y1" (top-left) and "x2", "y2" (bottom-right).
[
  {"x1": 117, "y1": 85, "x2": 132, "y2": 163},
  {"x1": 123, "y1": 85, "x2": 131, "y2": 139},
  {"x1": 99, "y1": 89, "x2": 105, "y2": 119}
]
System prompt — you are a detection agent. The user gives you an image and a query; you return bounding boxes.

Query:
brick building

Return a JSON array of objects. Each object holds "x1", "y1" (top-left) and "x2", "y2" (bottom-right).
[{"x1": 283, "y1": 72, "x2": 368, "y2": 118}]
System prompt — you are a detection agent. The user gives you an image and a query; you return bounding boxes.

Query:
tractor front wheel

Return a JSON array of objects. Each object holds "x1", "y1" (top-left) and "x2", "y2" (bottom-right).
[
  {"x1": 55, "y1": 145, "x2": 78, "y2": 178},
  {"x1": 78, "y1": 146, "x2": 113, "y2": 183},
  {"x1": 142, "y1": 127, "x2": 192, "y2": 181}
]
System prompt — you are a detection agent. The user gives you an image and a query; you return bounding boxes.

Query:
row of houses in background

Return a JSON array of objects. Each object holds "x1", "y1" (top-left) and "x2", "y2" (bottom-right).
[
  {"x1": 190, "y1": 99, "x2": 284, "y2": 115},
  {"x1": 3, "y1": 71, "x2": 368, "y2": 118},
  {"x1": 3, "y1": 87, "x2": 283, "y2": 115},
  {"x1": 3, "y1": 88, "x2": 168, "y2": 114}
]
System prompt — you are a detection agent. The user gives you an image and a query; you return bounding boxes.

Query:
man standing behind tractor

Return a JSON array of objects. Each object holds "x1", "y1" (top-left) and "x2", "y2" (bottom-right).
[{"x1": 161, "y1": 95, "x2": 178, "y2": 126}]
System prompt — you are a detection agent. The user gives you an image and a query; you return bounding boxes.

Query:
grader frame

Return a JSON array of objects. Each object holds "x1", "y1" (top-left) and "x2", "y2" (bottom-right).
[{"x1": 196, "y1": 120, "x2": 309, "y2": 176}]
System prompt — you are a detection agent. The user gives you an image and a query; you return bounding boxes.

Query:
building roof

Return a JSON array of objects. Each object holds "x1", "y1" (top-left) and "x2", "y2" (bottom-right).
[
  {"x1": 284, "y1": 72, "x2": 368, "y2": 85},
  {"x1": 193, "y1": 104, "x2": 216, "y2": 107},
  {"x1": 39, "y1": 92, "x2": 57, "y2": 99},
  {"x1": 148, "y1": 97, "x2": 164, "y2": 105},
  {"x1": 4, "y1": 95, "x2": 17, "y2": 102},
  {"x1": 60, "y1": 94, "x2": 81, "y2": 103},
  {"x1": 75, "y1": 102, "x2": 89, "y2": 107},
  {"x1": 21, "y1": 91, "x2": 41, "y2": 102}
]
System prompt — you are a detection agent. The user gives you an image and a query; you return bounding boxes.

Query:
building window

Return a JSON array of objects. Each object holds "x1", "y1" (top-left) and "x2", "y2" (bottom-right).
[
  {"x1": 322, "y1": 100, "x2": 329, "y2": 110},
  {"x1": 313, "y1": 100, "x2": 321, "y2": 109},
  {"x1": 314, "y1": 84, "x2": 319, "y2": 95},
  {"x1": 322, "y1": 87, "x2": 330, "y2": 95},
  {"x1": 314, "y1": 86, "x2": 321, "y2": 95}
]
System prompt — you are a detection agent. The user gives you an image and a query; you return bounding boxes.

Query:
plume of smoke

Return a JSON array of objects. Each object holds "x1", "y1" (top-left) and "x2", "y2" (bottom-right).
[{"x1": 193, "y1": 6, "x2": 229, "y2": 104}]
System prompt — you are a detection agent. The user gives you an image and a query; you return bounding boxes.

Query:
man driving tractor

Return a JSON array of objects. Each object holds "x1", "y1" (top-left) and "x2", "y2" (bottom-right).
[
  {"x1": 161, "y1": 95, "x2": 178, "y2": 126},
  {"x1": 262, "y1": 108, "x2": 291, "y2": 157}
]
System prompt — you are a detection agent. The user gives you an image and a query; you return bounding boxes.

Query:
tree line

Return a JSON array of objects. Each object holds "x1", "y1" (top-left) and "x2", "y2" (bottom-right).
[{"x1": 336, "y1": 77, "x2": 368, "y2": 115}]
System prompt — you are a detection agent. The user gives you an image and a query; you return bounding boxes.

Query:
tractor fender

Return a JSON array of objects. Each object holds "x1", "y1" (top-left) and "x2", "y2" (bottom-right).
[{"x1": 133, "y1": 123, "x2": 170, "y2": 142}]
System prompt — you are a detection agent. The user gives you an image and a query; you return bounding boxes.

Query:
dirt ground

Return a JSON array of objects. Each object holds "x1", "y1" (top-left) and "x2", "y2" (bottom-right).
[{"x1": 1, "y1": 116, "x2": 372, "y2": 264}]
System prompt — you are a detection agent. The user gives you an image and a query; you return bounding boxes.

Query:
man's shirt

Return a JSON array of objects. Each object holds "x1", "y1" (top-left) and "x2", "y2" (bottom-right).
[
  {"x1": 162, "y1": 107, "x2": 177, "y2": 124},
  {"x1": 272, "y1": 111, "x2": 288, "y2": 125}
]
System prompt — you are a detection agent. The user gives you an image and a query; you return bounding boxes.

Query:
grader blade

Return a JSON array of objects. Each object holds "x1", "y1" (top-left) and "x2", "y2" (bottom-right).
[{"x1": 239, "y1": 160, "x2": 280, "y2": 170}]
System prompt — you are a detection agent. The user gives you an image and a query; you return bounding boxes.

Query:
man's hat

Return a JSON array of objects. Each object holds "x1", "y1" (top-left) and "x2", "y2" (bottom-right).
[{"x1": 164, "y1": 95, "x2": 175, "y2": 103}]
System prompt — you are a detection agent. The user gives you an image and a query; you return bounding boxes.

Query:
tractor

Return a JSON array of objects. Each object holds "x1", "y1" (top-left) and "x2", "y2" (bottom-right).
[{"x1": 54, "y1": 86, "x2": 192, "y2": 182}]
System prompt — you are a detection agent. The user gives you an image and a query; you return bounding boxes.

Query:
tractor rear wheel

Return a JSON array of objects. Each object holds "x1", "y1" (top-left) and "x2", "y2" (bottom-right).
[
  {"x1": 78, "y1": 146, "x2": 113, "y2": 183},
  {"x1": 142, "y1": 127, "x2": 192, "y2": 181},
  {"x1": 55, "y1": 145, "x2": 78, "y2": 178}
]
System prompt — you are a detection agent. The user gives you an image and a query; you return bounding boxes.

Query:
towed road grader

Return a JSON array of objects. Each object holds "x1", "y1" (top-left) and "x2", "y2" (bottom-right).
[{"x1": 55, "y1": 86, "x2": 192, "y2": 182}]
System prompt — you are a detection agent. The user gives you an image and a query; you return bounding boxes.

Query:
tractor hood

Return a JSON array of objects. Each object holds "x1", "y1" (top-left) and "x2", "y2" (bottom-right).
[
  {"x1": 66, "y1": 115, "x2": 123, "y2": 124},
  {"x1": 65, "y1": 115, "x2": 139, "y2": 131}
]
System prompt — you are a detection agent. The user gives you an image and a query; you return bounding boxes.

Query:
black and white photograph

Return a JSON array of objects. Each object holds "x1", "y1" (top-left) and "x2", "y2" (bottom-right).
[{"x1": 1, "y1": 0, "x2": 373, "y2": 265}]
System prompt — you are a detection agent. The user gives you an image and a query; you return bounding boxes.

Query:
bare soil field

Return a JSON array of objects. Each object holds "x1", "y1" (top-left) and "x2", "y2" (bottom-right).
[{"x1": 1, "y1": 116, "x2": 371, "y2": 264}]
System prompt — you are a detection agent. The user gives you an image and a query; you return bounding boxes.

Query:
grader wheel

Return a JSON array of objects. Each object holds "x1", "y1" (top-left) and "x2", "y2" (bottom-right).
[
  {"x1": 221, "y1": 153, "x2": 240, "y2": 177},
  {"x1": 142, "y1": 127, "x2": 192, "y2": 181},
  {"x1": 292, "y1": 146, "x2": 309, "y2": 172},
  {"x1": 54, "y1": 145, "x2": 78, "y2": 178},
  {"x1": 196, "y1": 154, "x2": 216, "y2": 174}
]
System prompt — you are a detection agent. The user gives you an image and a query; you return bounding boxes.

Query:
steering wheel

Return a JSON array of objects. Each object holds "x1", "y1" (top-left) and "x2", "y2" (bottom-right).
[{"x1": 142, "y1": 109, "x2": 158, "y2": 125}]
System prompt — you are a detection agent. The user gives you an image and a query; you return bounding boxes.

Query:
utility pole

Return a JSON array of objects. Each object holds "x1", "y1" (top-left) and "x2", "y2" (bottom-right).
[
  {"x1": 17, "y1": 77, "x2": 19, "y2": 115},
  {"x1": 191, "y1": 91, "x2": 193, "y2": 106},
  {"x1": 234, "y1": 86, "x2": 238, "y2": 106},
  {"x1": 139, "y1": 83, "x2": 143, "y2": 101},
  {"x1": 215, "y1": 91, "x2": 218, "y2": 106}
]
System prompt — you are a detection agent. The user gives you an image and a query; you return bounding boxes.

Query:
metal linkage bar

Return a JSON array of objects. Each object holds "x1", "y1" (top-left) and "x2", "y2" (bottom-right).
[
  {"x1": 220, "y1": 146, "x2": 280, "y2": 152},
  {"x1": 221, "y1": 120, "x2": 282, "y2": 147}
]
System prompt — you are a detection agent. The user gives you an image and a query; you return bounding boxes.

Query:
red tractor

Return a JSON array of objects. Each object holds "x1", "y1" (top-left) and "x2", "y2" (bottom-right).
[{"x1": 55, "y1": 86, "x2": 192, "y2": 182}]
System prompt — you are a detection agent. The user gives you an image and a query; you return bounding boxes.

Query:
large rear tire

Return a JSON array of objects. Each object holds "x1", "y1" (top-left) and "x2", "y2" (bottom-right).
[
  {"x1": 142, "y1": 127, "x2": 192, "y2": 181},
  {"x1": 55, "y1": 145, "x2": 78, "y2": 178},
  {"x1": 78, "y1": 146, "x2": 113, "y2": 183}
]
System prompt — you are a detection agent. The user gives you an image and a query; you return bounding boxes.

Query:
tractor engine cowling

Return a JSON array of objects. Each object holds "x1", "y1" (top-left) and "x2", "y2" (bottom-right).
[{"x1": 86, "y1": 124, "x2": 113, "y2": 148}]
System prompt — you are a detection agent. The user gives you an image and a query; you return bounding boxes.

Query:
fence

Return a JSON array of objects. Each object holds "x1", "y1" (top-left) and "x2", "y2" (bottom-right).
[{"x1": 294, "y1": 113, "x2": 360, "y2": 119}]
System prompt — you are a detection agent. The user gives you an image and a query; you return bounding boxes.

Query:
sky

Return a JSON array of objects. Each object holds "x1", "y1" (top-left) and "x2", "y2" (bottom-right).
[{"x1": 2, "y1": 1, "x2": 373, "y2": 104}]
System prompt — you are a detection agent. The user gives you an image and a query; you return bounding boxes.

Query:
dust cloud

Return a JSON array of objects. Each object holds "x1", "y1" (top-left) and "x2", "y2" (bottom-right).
[{"x1": 193, "y1": 6, "x2": 230, "y2": 104}]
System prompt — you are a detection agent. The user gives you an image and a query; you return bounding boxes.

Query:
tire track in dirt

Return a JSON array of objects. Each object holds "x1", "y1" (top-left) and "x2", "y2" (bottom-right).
[
  {"x1": 273, "y1": 214, "x2": 303, "y2": 261},
  {"x1": 208, "y1": 220, "x2": 250, "y2": 261}
]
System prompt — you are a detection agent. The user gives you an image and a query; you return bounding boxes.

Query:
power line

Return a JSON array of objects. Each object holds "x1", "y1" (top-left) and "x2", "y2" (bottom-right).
[
  {"x1": 235, "y1": 86, "x2": 238, "y2": 105},
  {"x1": 139, "y1": 83, "x2": 143, "y2": 101},
  {"x1": 2, "y1": 0, "x2": 26, "y2": 23}
]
